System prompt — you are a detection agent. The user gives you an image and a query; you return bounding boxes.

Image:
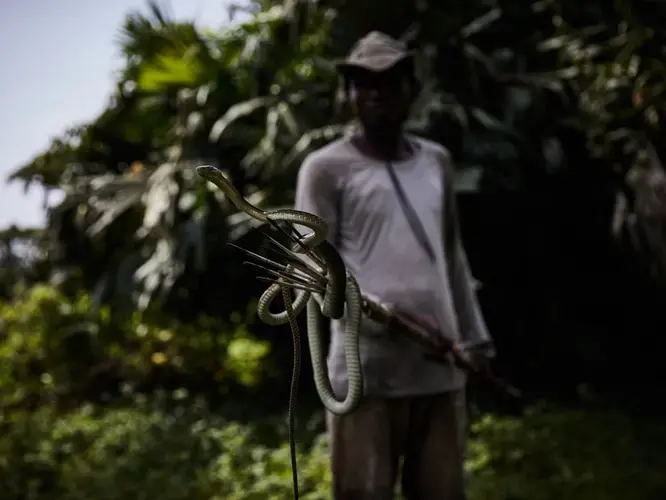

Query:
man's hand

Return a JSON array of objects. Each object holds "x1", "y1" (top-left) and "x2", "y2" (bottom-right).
[
  {"x1": 462, "y1": 345, "x2": 494, "y2": 372},
  {"x1": 391, "y1": 307, "x2": 495, "y2": 371},
  {"x1": 467, "y1": 351, "x2": 492, "y2": 372}
]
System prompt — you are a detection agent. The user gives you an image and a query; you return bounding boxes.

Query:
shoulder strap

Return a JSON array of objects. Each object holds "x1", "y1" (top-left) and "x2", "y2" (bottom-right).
[{"x1": 384, "y1": 161, "x2": 436, "y2": 262}]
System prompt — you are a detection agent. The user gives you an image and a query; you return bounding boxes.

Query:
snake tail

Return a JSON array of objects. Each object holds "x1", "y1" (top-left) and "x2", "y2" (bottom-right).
[{"x1": 282, "y1": 285, "x2": 300, "y2": 499}]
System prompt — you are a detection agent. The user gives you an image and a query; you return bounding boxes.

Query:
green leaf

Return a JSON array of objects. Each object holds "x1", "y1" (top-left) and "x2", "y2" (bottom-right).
[
  {"x1": 209, "y1": 97, "x2": 277, "y2": 142},
  {"x1": 136, "y1": 51, "x2": 204, "y2": 92}
]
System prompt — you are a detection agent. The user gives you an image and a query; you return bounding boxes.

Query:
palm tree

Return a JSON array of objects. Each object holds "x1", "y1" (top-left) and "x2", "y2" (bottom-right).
[{"x1": 12, "y1": 0, "x2": 666, "y2": 312}]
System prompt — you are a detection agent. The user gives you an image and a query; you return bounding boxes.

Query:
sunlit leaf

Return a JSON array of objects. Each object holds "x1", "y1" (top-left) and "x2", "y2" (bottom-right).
[
  {"x1": 209, "y1": 97, "x2": 277, "y2": 142},
  {"x1": 136, "y1": 51, "x2": 205, "y2": 92}
]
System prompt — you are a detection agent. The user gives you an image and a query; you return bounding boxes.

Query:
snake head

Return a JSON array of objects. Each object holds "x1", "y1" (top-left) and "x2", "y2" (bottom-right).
[
  {"x1": 196, "y1": 165, "x2": 228, "y2": 190},
  {"x1": 197, "y1": 164, "x2": 269, "y2": 225}
]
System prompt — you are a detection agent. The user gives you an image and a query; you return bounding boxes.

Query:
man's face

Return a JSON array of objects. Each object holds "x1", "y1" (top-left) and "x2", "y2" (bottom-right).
[{"x1": 347, "y1": 63, "x2": 412, "y2": 136}]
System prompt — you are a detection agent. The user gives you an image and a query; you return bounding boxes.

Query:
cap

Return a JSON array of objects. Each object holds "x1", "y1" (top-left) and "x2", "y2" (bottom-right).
[{"x1": 335, "y1": 31, "x2": 415, "y2": 74}]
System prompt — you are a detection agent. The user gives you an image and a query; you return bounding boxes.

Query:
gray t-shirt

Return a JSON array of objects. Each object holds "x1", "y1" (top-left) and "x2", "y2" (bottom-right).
[{"x1": 295, "y1": 134, "x2": 491, "y2": 397}]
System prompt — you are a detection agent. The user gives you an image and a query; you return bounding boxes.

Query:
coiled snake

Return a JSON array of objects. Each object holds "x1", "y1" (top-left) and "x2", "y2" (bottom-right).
[{"x1": 197, "y1": 165, "x2": 363, "y2": 499}]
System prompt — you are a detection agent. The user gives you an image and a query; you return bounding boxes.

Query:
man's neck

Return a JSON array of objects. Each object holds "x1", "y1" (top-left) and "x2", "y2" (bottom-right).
[{"x1": 355, "y1": 129, "x2": 413, "y2": 162}]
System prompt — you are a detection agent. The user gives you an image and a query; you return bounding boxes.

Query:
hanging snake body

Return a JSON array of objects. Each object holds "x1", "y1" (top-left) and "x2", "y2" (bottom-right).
[{"x1": 197, "y1": 165, "x2": 363, "y2": 498}]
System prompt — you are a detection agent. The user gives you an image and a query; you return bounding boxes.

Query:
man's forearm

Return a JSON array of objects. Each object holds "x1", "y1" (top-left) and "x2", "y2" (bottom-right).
[
  {"x1": 448, "y1": 240, "x2": 494, "y2": 354},
  {"x1": 441, "y1": 155, "x2": 494, "y2": 353}
]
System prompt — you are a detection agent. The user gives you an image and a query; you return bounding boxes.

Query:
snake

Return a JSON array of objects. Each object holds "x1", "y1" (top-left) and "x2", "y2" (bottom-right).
[{"x1": 196, "y1": 165, "x2": 364, "y2": 499}]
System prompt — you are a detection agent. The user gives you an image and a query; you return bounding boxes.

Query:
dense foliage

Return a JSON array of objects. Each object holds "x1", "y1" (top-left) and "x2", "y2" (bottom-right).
[
  {"x1": 2, "y1": 393, "x2": 665, "y2": 499},
  {"x1": 4, "y1": 0, "x2": 666, "y2": 497},
  {"x1": 11, "y1": 0, "x2": 666, "y2": 314}
]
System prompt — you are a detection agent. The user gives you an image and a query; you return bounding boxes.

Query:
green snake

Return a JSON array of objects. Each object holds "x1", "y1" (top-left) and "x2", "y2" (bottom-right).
[{"x1": 197, "y1": 165, "x2": 363, "y2": 498}]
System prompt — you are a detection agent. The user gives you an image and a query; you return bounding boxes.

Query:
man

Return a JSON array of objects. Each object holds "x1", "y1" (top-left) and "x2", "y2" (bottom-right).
[{"x1": 294, "y1": 31, "x2": 494, "y2": 500}]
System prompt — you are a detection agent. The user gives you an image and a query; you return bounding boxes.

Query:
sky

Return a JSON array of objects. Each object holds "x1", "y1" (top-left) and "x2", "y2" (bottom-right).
[{"x1": 0, "y1": 0, "x2": 233, "y2": 230}]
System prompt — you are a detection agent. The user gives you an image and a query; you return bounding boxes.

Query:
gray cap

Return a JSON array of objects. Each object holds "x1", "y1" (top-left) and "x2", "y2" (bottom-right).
[{"x1": 335, "y1": 31, "x2": 414, "y2": 74}]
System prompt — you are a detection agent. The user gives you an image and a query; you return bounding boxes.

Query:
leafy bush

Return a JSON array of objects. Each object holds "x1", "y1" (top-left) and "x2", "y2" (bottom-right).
[
  {"x1": 0, "y1": 285, "x2": 115, "y2": 408},
  {"x1": 0, "y1": 395, "x2": 330, "y2": 500},
  {"x1": 1, "y1": 396, "x2": 664, "y2": 500},
  {"x1": 0, "y1": 285, "x2": 273, "y2": 409},
  {"x1": 467, "y1": 405, "x2": 666, "y2": 500}
]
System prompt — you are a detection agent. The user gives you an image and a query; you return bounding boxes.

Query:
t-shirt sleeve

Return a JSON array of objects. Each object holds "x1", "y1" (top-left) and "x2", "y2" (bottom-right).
[
  {"x1": 436, "y1": 145, "x2": 495, "y2": 353},
  {"x1": 294, "y1": 153, "x2": 340, "y2": 245}
]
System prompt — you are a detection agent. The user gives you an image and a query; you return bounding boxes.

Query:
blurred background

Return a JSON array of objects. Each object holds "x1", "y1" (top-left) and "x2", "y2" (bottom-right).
[{"x1": 2, "y1": 0, "x2": 666, "y2": 498}]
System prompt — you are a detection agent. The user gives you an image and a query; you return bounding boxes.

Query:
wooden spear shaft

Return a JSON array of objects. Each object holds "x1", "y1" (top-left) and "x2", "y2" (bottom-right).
[{"x1": 360, "y1": 294, "x2": 522, "y2": 399}]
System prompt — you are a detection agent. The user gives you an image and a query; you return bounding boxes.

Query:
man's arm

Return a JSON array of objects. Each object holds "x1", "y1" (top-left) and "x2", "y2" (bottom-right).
[
  {"x1": 440, "y1": 149, "x2": 495, "y2": 355},
  {"x1": 294, "y1": 153, "x2": 340, "y2": 245}
]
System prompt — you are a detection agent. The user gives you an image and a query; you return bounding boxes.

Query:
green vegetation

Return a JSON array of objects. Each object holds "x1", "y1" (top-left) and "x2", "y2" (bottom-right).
[
  {"x1": 3, "y1": 0, "x2": 666, "y2": 498},
  {"x1": 2, "y1": 387, "x2": 665, "y2": 499}
]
